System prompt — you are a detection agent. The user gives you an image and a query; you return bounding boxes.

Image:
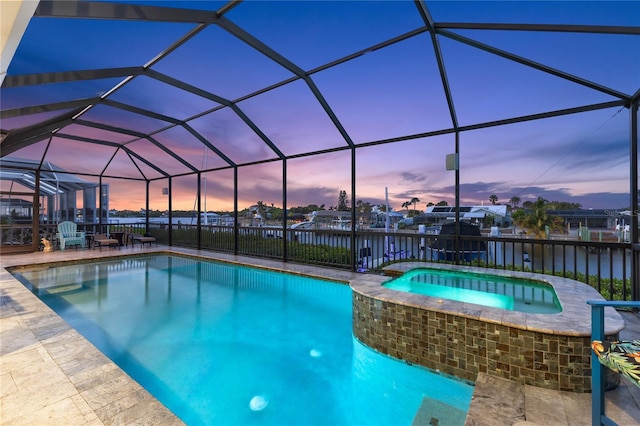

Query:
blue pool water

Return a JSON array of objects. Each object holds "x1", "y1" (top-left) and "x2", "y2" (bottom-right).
[
  {"x1": 384, "y1": 268, "x2": 561, "y2": 314},
  {"x1": 15, "y1": 255, "x2": 473, "y2": 425}
]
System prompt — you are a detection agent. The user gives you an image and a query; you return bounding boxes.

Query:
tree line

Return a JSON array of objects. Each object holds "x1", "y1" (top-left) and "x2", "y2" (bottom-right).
[{"x1": 115, "y1": 190, "x2": 586, "y2": 238}]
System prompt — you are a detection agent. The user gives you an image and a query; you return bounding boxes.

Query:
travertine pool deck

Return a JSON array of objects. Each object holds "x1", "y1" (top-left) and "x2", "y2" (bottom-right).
[{"x1": 1, "y1": 247, "x2": 639, "y2": 425}]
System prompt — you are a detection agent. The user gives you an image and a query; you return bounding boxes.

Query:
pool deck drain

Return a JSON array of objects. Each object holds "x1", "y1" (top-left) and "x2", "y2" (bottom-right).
[{"x1": 1, "y1": 246, "x2": 639, "y2": 425}]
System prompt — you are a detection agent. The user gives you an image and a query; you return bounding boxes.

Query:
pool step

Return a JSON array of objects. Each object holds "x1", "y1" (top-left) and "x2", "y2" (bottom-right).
[
  {"x1": 464, "y1": 373, "x2": 525, "y2": 425},
  {"x1": 37, "y1": 283, "x2": 89, "y2": 296},
  {"x1": 412, "y1": 397, "x2": 467, "y2": 426}
]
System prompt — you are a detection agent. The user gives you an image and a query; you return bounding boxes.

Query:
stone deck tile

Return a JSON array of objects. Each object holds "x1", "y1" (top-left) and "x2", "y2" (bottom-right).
[
  {"x1": 466, "y1": 372, "x2": 640, "y2": 426},
  {"x1": 7, "y1": 396, "x2": 101, "y2": 426},
  {"x1": 1, "y1": 351, "x2": 79, "y2": 424},
  {"x1": 464, "y1": 373, "x2": 525, "y2": 425},
  {"x1": 1, "y1": 246, "x2": 184, "y2": 425},
  {"x1": 524, "y1": 384, "x2": 577, "y2": 425}
]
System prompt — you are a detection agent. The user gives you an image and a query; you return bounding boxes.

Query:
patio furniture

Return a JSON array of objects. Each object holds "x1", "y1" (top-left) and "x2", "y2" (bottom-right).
[
  {"x1": 128, "y1": 233, "x2": 157, "y2": 247},
  {"x1": 588, "y1": 300, "x2": 640, "y2": 426},
  {"x1": 109, "y1": 231, "x2": 126, "y2": 246},
  {"x1": 93, "y1": 234, "x2": 120, "y2": 251},
  {"x1": 56, "y1": 221, "x2": 85, "y2": 251},
  {"x1": 591, "y1": 339, "x2": 640, "y2": 388}
]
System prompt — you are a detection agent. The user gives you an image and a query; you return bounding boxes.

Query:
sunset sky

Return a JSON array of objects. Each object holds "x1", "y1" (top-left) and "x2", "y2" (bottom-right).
[{"x1": 2, "y1": 0, "x2": 639, "y2": 213}]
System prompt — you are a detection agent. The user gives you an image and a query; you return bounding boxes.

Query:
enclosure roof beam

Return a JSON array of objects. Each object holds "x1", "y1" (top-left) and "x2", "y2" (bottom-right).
[
  {"x1": 0, "y1": 98, "x2": 101, "y2": 119},
  {"x1": 182, "y1": 123, "x2": 236, "y2": 168},
  {"x1": 1, "y1": 67, "x2": 143, "y2": 88},
  {"x1": 60, "y1": 120, "x2": 197, "y2": 174},
  {"x1": 436, "y1": 22, "x2": 640, "y2": 36},
  {"x1": 35, "y1": 0, "x2": 219, "y2": 24},
  {"x1": 438, "y1": 28, "x2": 631, "y2": 102},
  {"x1": 414, "y1": 0, "x2": 459, "y2": 129},
  {"x1": 216, "y1": 15, "x2": 355, "y2": 147},
  {"x1": 101, "y1": 99, "x2": 182, "y2": 125},
  {"x1": 0, "y1": 108, "x2": 83, "y2": 156},
  {"x1": 52, "y1": 132, "x2": 169, "y2": 178},
  {"x1": 146, "y1": 69, "x2": 286, "y2": 159}
]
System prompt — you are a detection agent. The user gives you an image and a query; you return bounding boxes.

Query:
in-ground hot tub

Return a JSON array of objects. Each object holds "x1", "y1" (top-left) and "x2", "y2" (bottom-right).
[
  {"x1": 383, "y1": 267, "x2": 562, "y2": 314},
  {"x1": 350, "y1": 262, "x2": 624, "y2": 392}
]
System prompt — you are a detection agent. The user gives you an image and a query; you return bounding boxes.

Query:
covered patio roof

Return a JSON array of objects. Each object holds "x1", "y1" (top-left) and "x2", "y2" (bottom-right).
[{"x1": 0, "y1": 157, "x2": 99, "y2": 196}]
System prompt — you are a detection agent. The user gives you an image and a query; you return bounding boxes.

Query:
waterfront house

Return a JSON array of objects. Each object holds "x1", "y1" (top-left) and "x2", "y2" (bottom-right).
[{"x1": 420, "y1": 205, "x2": 511, "y2": 227}]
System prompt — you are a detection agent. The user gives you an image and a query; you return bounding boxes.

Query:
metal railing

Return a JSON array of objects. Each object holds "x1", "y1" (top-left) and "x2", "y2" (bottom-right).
[
  {"x1": 30, "y1": 221, "x2": 638, "y2": 301},
  {"x1": 145, "y1": 225, "x2": 635, "y2": 300},
  {"x1": 140, "y1": 224, "x2": 636, "y2": 300},
  {"x1": 0, "y1": 223, "x2": 35, "y2": 246}
]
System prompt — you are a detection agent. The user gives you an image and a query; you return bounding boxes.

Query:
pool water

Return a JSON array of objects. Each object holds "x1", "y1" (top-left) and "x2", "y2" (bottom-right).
[
  {"x1": 15, "y1": 255, "x2": 473, "y2": 426},
  {"x1": 384, "y1": 268, "x2": 562, "y2": 314}
]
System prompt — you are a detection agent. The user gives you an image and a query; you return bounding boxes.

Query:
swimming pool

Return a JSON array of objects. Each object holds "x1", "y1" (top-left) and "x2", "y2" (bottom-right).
[
  {"x1": 13, "y1": 255, "x2": 473, "y2": 425},
  {"x1": 383, "y1": 268, "x2": 562, "y2": 314}
]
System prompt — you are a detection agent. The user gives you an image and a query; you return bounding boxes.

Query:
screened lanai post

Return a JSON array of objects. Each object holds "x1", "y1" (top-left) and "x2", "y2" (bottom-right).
[
  {"x1": 145, "y1": 180, "x2": 150, "y2": 234},
  {"x1": 631, "y1": 97, "x2": 639, "y2": 300},
  {"x1": 168, "y1": 177, "x2": 173, "y2": 247},
  {"x1": 197, "y1": 171, "x2": 202, "y2": 250},
  {"x1": 454, "y1": 132, "x2": 461, "y2": 264},
  {"x1": 351, "y1": 146, "x2": 357, "y2": 271},
  {"x1": 98, "y1": 176, "x2": 103, "y2": 233},
  {"x1": 233, "y1": 167, "x2": 238, "y2": 255},
  {"x1": 282, "y1": 159, "x2": 287, "y2": 262},
  {"x1": 34, "y1": 169, "x2": 41, "y2": 252}
]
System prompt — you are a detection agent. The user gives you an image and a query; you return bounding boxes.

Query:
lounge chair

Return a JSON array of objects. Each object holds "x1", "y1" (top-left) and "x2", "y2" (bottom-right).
[
  {"x1": 56, "y1": 221, "x2": 85, "y2": 251},
  {"x1": 93, "y1": 234, "x2": 120, "y2": 251},
  {"x1": 128, "y1": 233, "x2": 157, "y2": 247}
]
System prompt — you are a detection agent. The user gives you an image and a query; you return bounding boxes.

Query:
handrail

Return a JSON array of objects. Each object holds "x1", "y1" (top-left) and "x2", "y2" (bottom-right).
[{"x1": 587, "y1": 300, "x2": 640, "y2": 426}]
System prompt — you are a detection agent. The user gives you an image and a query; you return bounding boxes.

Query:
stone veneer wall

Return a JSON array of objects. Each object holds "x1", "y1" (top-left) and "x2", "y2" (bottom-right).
[{"x1": 352, "y1": 292, "x2": 614, "y2": 393}]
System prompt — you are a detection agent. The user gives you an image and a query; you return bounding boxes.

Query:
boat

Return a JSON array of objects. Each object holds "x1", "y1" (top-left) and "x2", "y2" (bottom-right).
[{"x1": 426, "y1": 221, "x2": 487, "y2": 262}]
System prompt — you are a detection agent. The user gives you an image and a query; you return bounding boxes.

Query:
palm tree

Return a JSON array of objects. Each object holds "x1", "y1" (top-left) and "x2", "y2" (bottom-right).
[
  {"x1": 489, "y1": 194, "x2": 498, "y2": 205},
  {"x1": 509, "y1": 196, "x2": 521, "y2": 209},
  {"x1": 410, "y1": 197, "x2": 420, "y2": 215},
  {"x1": 401, "y1": 201, "x2": 411, "y2": 211},
  {"x1": 511, "y1": 196, "x2": 563, "y2": 238}
]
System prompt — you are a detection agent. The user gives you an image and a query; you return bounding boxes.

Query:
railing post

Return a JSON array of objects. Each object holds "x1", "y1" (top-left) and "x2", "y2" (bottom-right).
[
  {"x1": 633, "y1": 244, "x2": 640, "y2": 301},
  {"x1": 589, "y1": 301, "x2": 606, "y2": 426}
]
